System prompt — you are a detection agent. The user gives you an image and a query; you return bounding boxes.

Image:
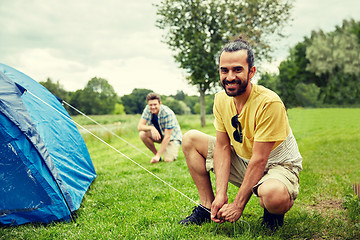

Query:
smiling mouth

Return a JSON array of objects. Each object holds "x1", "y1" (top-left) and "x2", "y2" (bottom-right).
[
  {"x1": 223, "y1": 79, "x2": 241, "y2": 86},
  {"x1": 227, "y1": 83, "x2": 238, "y2": 88},
  {"x1": 224, "y1": 81, "x2": 241, "y2": 90}
]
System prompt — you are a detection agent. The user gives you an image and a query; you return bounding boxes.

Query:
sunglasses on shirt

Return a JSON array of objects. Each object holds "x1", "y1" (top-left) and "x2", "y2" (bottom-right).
[{"x1": 231, "y1": 114, "x2": 243, "y2": 143}]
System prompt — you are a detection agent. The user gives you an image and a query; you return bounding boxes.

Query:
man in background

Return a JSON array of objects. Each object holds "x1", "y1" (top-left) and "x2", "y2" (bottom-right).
[{"x1": 138, "y1": 92, "x2": 182, "y2": 163}]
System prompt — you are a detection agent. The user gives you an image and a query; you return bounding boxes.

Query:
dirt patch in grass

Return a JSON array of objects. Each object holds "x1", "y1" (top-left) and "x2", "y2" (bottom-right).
[{"x1": 307, "y1": 198, "x2": 346, "y2": 220}]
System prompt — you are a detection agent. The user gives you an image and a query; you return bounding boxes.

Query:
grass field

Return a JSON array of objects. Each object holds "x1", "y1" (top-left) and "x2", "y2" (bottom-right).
[{"x1": 1, "y1": 108, "x2": 359, "y2": 239}]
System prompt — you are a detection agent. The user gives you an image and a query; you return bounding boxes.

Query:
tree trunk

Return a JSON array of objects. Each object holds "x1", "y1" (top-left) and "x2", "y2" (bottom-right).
[{"x1": 199, "y1": 88, "x2": 206, "y2": 127}]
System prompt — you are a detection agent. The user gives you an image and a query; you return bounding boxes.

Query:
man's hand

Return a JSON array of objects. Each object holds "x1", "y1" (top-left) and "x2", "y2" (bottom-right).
[
  {"x1": 150, "y1": 126, "x2": 161, "y2": 141},
  {"x1": 215, "y1": 203, "x2": 243, "y2": 223},
  {"x1": 211, "y1": 195, "x2": 228, "y2": 223},
  {"x1": 150, "y1": 155, "x2": 161, "y2": 163}
]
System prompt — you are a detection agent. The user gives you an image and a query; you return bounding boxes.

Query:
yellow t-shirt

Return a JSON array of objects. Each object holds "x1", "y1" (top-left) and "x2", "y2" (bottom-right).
[{"x1": 213, "y1": 84, "x2": 290, "y2": 160}]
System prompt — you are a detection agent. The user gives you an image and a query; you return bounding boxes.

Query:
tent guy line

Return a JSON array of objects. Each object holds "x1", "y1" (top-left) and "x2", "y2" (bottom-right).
[
  {"x1": 65, "y1": 93, "x2": 251, "y2": 232},
  {"x1": 62, "y1": 101, "x2": 151, "y2": 158},
  {"x1": 27, "y1": 90, "x2": 200, "y2": 206},
  {"x1": 28, "y1": 89, "x2": 251, "y2": 231}
]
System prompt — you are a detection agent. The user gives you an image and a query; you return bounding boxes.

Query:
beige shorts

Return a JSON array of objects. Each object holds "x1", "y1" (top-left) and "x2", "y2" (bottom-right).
[
  {"x1": 205, "y1": 136, "x2": 300, "y2": 200},
  {"x1": 163, "y1": 140, "x2": 181, "y2": 161}
]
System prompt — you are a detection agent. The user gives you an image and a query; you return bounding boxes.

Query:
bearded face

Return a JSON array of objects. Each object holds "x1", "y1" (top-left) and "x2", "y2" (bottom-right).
[
  {"x1": 219, "y1": 50, "x2": 255, "y2": 98},
  {"x1": 221, "y1": 73, "x2": 250, "y2": 97}
]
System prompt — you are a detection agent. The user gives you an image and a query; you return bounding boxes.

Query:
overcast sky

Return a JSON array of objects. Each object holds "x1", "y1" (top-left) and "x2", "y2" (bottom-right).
[{"x1": 1, "y1": 0, "x2": 359, "y2": 96}]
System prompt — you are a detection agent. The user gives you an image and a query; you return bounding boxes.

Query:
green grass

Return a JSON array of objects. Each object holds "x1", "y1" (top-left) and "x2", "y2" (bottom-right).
[{"x1": 1, "y1": 108, "x2": 360, "y2": 239}]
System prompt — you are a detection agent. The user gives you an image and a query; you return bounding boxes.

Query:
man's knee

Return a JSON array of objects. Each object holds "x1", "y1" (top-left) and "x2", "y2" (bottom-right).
[
  {"x1": 182, "y1": 130, "x2": 210, "y2": 162},
  {"x1": 182, "y1": 130, "x2": 199, "y2": 148},
  {"x1": 139, "y1": 130, "x2": 152, "y2": 142},
  {"x1": 258, "y1": 179, "x2": 292, "y2": 214},
  {"x1": 182, "y1": 130, "x2": 208, "y2": 153},
  {"x1": 139, "y1": 130, "x2": 146, "y2": 140}
]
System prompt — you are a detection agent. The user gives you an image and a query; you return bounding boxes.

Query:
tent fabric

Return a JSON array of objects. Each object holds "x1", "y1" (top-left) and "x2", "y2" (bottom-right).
[{"x1": 0, "y1": 63, "x2": 96, "y2": 226}]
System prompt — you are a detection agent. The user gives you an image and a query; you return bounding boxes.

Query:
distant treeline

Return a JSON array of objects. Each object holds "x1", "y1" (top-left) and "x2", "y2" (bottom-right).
[
  {"x1": 258, "y1": 19, "x2": 360, "y2": 108},
  {"x1": 40, "y1": 77, "x2": 214, "y2": 115},
  {"x1": 40, "y1": 19, "x2": 360, "y2": 115}
]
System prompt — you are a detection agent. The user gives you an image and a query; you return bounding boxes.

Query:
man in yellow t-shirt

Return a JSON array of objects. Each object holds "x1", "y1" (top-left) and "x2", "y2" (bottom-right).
[{"x1": 178, "y1": 37, "x2": 302, "y2": 230}]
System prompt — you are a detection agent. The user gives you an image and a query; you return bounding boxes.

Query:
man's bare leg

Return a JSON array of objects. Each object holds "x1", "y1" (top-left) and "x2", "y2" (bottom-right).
[
  {"x1": 139, "y1": 131, "x2": 157, "y2": 155},
  {"x1": 182, "y1": 130, "x2": 215, "y2": 209},
  {"x1": 258, "y1": 179, "x2": 293, "y2": 214}
]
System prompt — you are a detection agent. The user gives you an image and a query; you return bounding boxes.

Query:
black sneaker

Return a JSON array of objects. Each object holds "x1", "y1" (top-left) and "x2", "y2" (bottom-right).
[
  {"x1": 261, "y1": 208, "x2": 284, "y2": 230},
  {"x1": 178, "y1": 205, "x2": 211, "y2": 225}
]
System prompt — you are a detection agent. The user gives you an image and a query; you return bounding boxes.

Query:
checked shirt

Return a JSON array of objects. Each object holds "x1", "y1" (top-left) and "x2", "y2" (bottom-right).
[{"x1": 141, "y1": 105, "x2": 182, "y2": 143}]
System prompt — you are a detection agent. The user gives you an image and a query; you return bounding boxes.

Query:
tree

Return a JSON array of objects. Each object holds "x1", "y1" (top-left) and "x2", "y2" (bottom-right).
[
  {"x1": 162, "y1": 96, "x2": 191, "y2": 115},
  {"x1": 306, "y1": 31, "x2": 360, "y2": 77},
  {"x1": 205, "y1": 94, "x2": 215, "y2": 114},
  {"x1": 276, "y1": 40, "x2": 320, "y2": 107},
  {"x1": 183, "y1": 95, "x2": 199, "y2": 114},
  {"x1": 121, "y1": 88, "x2": 153, "y2": 114},
  {"x1": 306, "y1": 20, "x2": 360, "y2": 104},
  {"x1": 39, "y1": 78, "x2": 70, "y2": 102},
  {"x1": 257, "y1": 72, "x2": 280, "y2": 94},
  {"x1": 294, "y1": 83, "x2": 322, "y2": 107},
  {"x1": 69, "y1": 77, "x2": 117, "y2": 115},
  {"x1": 172, "y1": 90, "x2": 186, "y2": 101},
  {"x1": 156, "y1": 0, "x2": 294, "y2": 126},
  {"x1": 113, "y1": 103, "x2": 125, "y2": 115}
]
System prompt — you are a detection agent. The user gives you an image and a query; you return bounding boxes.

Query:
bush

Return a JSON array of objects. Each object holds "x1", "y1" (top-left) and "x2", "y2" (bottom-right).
[{"x1": 295, "y1": 83, "x2": 322, "y2": 107}]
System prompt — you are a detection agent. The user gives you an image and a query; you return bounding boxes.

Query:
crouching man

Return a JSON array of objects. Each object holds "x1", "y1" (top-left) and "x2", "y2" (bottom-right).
[
  {"x1": 138, "y1": 92, "x2": 182, "y2": 163},
  {"x1": 178, "y1": 37, "x2": 302, "y2": 230}
]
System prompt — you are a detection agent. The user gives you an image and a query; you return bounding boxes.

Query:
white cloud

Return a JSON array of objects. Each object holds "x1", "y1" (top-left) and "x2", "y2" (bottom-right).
[
  {"x1": 9, "y1": 48, "x2": 197, "y2": 96},
  {"x1": 83, "y1": 57, "x2": 197, "y2": 96},
  {"x1": 12, "y1": 48, "x2": 90, "y2": 90},
  {"x1": 1, "y1": 0, "x2": 359, "y2": 96}
]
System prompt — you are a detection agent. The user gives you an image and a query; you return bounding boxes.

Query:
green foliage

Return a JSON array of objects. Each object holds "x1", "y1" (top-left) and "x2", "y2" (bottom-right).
[
  {"x1": 193, "y1": 102, "x2": 200, "y2": 114},
  {"x1": 37, "y1": 79, "x2": 213, "y2": 116},
  {"x1": 183, "y1": 95, "x2": 199, "y2": 114},
  {"x1": 305, "y1": 20, "x2": 360, "y2": 105},
  {"x1": 276, "y1": 18, "x2": 360, "y2": 107},
  {"x1": 161, "y1": 96, "x2": 191, "y2": 115},
  {"x1": 294, "y1": 83, "x2": 322, "y2": 107},
  {"x1": 121, "y1": 88, "x2": 153, "y2": 114},
  {"x1": 343, "y1": 194, "x2": 360, "y2": 226},
  {"x1": 193, "y1": 94, "x2": 214, "y2": 114},
  {"x1": 155, "y1": 0, "x2": 294, "y2": 125},
  {"x1": 306, "y1": 25, "x2": 360, "y2": 77},
  {"x1": 69, "y1": 77, "x2": 118, "y2": 115},
  {"x1": 113, "y1": 103, "x2": 125, "y2": 115},
  {"x1": 257, "y1": 72, "x2": 280, "y2": 94},
  {"x1": 348, "y1": 18, "x2": 360, "y2": 43},
  {"x1": 205, "y1": 94, "x2": 215, "y2": 114},
  {"x1": 172, "y1": 90, "x2": 186, "y2": 101},
  {"x1": 39, "y1": 78, "x2": 70, "y2": 102},
  {"x1": 277, "y1": 40, "x2": 320, "y2": 107},
  {"x1": 156, "y1": 0, "x2": 294, "y2": 77}
]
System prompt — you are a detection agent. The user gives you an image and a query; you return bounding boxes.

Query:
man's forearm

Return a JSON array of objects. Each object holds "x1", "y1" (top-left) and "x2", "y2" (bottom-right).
[
  {"x1": 155, "y1": 135, "x2": 170, "y2": 158},
  {"x1": 213, "y1": 144, "x2": 231, "y2": 197},
  {"x1": 138, "y1": 124, "x2": 152, "y2": 132},
  {"x1": 233, "y1": 156, "x2": 267, "y2": 209}
]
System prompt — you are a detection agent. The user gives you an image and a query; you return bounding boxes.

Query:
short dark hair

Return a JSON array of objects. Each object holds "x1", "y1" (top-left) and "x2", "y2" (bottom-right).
[
  {"x1": 146, "y1": 92, "x2": 161, "y2": 102},
  {"x1": 219, "y1": 36, "x2": 255, "y2": 70}
]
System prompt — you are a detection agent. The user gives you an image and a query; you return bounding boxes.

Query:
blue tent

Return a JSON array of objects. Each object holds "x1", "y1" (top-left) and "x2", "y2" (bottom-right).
[{"x1": 0, "y1": 63, "x2": 96, "y2": 226}]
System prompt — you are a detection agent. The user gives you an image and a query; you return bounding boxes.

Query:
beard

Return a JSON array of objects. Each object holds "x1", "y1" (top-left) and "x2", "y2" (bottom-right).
[{"x1": 221, "y1": 74, "x2": 250, "y2": 97}]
